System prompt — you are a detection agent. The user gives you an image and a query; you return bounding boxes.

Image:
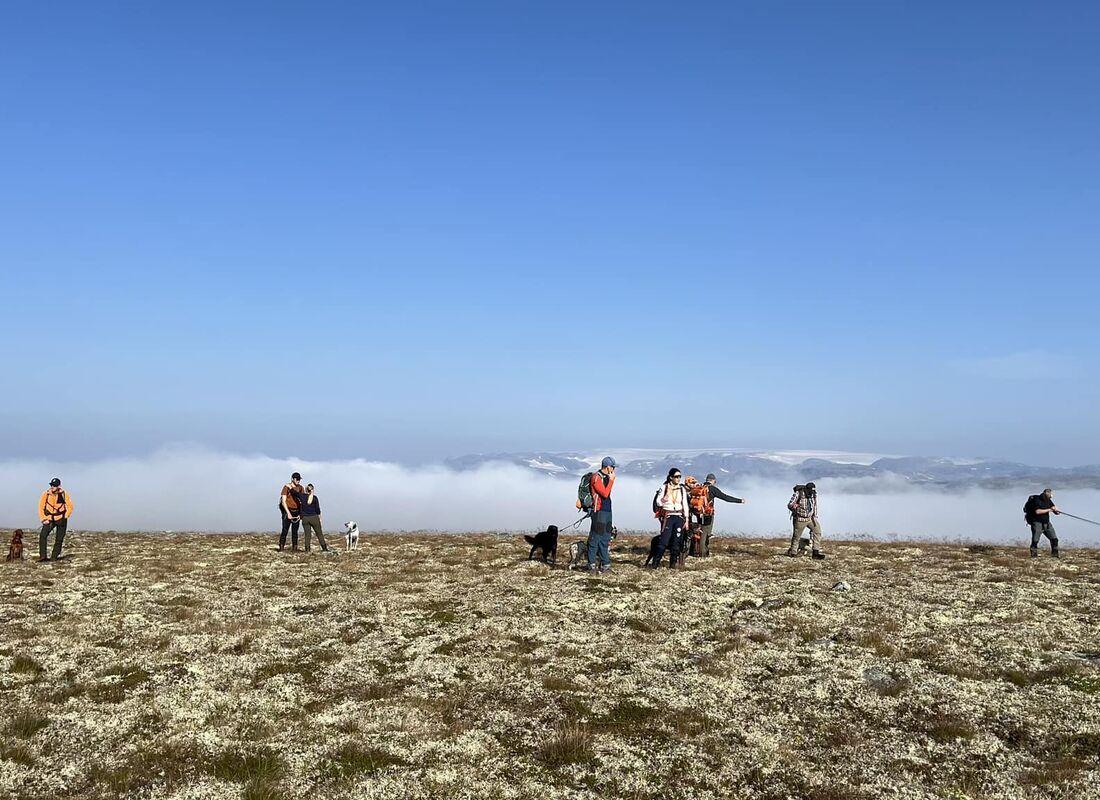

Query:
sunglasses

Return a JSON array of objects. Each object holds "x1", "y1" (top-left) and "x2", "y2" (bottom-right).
[{"x1": 672, "y1": 474, "x2": 682, "y2": 479}]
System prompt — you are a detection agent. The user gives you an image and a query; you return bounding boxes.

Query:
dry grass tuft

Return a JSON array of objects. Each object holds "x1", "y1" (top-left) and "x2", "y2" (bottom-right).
[
  {"x1": 10, "y1": 654, "x2": 43, "y2": 675},
  {"x1": 539, "y1": 721, "x2": 594, "y2": 767},
  {"x1": 325, "y1": 743, "x2": 407, "y2": 781},
  {"x1": 6, "y1": 710, "x2": 49, "y2": 739}
]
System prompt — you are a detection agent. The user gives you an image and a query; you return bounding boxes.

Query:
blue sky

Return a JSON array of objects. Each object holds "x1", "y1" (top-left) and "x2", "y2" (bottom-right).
[{"x1": 2, "y1": 1, "x2": 1098, "y2": 465}]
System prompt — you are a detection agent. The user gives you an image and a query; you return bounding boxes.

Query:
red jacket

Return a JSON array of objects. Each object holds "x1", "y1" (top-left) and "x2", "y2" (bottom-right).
[{"x1": 591, "y1": 471, "x2": 614, "y2": 512}]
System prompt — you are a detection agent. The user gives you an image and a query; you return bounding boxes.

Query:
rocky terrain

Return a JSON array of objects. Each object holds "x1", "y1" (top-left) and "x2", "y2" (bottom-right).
[{"x1": 1, "y1": 531, "x2": 1098, "y2": 799}]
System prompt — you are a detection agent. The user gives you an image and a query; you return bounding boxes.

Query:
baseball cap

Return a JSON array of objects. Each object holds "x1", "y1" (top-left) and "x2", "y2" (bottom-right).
[
  {"x1": 705, "y1": 473, "x2": 717, "y2": 483},
  {"x1": 49, "y1": 478, "x2": 61, "y2": 487},
  {"x1": 600, "y1": 456, "x2": 618, "y2": 469},
  {"x1": 291, "y1": 472, "x2": 302, "y2": 480}
]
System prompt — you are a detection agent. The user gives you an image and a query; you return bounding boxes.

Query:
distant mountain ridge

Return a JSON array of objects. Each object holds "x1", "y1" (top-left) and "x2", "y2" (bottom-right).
[{"x1": 444, "y1": 450, "x2": 1100, "y2": 491}]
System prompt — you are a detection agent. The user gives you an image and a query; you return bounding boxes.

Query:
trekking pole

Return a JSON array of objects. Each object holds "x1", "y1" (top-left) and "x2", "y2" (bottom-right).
[{"x1": 1059, "y1": 512, "x2": 1100, "y2": 527}]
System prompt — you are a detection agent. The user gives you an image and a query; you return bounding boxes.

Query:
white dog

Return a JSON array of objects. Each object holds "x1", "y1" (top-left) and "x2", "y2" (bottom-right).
[{"x1": 344, "y1": 521, "x2": 360, "y2": 552}]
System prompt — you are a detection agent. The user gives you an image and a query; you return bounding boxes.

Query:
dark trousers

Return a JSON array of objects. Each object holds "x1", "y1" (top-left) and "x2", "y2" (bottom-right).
[
  {"x1": 653, "y1": 515, "x2": 685, "y2": 567},
  {"x1": 1030, "y1": 521, "x2": 1058, "y2": 553},
  {"x1": 587, "y1": 511, "x2": 612, "y2": 567},
  {"x1": 279, "y1": 512, "x2": 301, "y2": 549},
  {"x1": 40, "y1": 519, "x2": 68, "y2": 560},
  {"x1": 688, "y1": 515, "x2": 712, "y2": 557}
]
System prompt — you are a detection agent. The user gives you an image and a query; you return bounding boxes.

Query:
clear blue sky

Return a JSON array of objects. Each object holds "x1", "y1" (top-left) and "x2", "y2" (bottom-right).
[{"x1": 3, "y1": 1, "x2": 1098, "y2": 465}]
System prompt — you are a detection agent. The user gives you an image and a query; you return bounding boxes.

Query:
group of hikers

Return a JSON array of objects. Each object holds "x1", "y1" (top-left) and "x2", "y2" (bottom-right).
[
  {"x1": 576, "y1": 457, "x2": 823, "y2": 572},
  {"x1": 574, "y1": 457, "x2": 1073, "y2": 572},
  {"x1": 8, "y1": 471, "x2": 1078, "y2": 566}
]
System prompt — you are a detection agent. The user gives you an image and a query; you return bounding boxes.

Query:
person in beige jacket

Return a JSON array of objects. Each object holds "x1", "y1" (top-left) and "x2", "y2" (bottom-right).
[{"x1": 651, "y1": 468, "x2": 690, "y2": 569}]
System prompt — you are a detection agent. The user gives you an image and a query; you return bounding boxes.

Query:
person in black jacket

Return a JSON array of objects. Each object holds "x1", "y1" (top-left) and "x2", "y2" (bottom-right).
[
  {"x1": 693, "y1": 473, "x2": 746, "y2": 557},
  {"x1": 1024, "y1": 488, "x2": 1060, "y2": 558},
  {"x1": 299, "y1": 483, "x2": 332, "y2": 553}
]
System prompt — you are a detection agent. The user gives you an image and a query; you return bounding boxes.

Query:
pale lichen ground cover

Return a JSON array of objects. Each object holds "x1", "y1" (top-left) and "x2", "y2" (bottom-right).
[{"x1": 1, "y1": 532, "x2": 1098, "y2": 800}]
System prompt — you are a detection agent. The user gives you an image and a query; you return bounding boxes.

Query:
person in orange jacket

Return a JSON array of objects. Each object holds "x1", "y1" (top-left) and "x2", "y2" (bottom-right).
[
  {"x1": 38, "y1": 477, "x2": 74, "y2": 562},
  {"x1": 586, "y1": 457, "x2": 617, "y2": 573}
]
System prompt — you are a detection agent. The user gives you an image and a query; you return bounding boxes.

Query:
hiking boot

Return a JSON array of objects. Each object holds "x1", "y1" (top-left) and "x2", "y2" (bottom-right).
[
  {"x1": 811, "y1": 550, "x2": 826, "y2": 561},
  {"x1": 786, "y1": 549, "x2": 798, "y2": 558},
  {"x1": 37, "y1": 557, "x2": 50, "y2": 563},
  {"x1": 1030, "y1": 549, "x2": 1039, "y2": 558},
  {"x1": 1052, "y1": 550, "x2": 1060, "y2": 559},
  {"x1": 599, "y1": 564, "x2": 613, "y2": 574},
  {"x1": 587, "y1": 565, "x2": 598, "y2": 573}
]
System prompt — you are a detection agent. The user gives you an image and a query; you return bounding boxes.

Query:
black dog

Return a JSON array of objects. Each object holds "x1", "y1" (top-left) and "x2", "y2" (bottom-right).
[
  {"x1": 643, "y1": 528, "x2": 690, "y2": 568},
  {"x1": 524, "y1": 525, "x2": 558, "y2": 563}
]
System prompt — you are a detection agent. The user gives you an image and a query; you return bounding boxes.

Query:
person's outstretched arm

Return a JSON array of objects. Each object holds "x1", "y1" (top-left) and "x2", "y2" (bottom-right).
[{"x1": 711, "y1": 486, "x2": 743, "y2": 504}]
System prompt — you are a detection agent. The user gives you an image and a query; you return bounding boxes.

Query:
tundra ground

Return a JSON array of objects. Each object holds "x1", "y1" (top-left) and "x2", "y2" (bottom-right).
[{"x1": 1, "y1": 532, "x2": 1098, "y2": 800}]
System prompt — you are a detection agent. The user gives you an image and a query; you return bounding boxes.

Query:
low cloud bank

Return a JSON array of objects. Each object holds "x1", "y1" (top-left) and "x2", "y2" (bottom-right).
[{"x1": 2, "y1": 448, "x2": 1098, "y2": 545}]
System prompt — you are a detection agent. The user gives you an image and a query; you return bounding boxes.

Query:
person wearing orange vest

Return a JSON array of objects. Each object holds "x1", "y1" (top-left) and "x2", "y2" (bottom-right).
[
  {"x1": 694, "y1": 473, "x2": 746, "y2": 558},
  {"x1": 278, "y1": 472, "x2": 304, "y2": 551},
  {"x1": 38, "y1": 477, "x2": 74, "y2": 562}
]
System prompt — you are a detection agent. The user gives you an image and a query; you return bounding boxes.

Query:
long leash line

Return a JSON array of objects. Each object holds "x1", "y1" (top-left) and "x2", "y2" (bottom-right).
[{"x1": 1060, "y1": 511, "x2": 1100, "y2": 527}]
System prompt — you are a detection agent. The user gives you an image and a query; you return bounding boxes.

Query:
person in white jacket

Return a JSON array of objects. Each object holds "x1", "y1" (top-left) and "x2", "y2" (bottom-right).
[{"x1": 651, "y1": 468, "x2": 690, "y2": 568}]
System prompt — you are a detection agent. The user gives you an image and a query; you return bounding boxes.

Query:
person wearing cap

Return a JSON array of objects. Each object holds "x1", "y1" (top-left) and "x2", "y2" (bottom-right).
[
  {"x1": 694, "y1": 473, "x2": 746, "y2": 558},
  {"x1": 586, "y1": 457, "x2": 617, "y2": 573},
  {"x1": 38, "y1": 478, "x2": 74, "y2": 562},
  {"x1": 787, "y1": 482, "x2": 825, "y2": 560},
  {"x1": 278, "y1": 472, "x2": 304, "y2": 551},
  {"x1": 1024, "y1": 488, "x2": 1060, "y2": 558}
]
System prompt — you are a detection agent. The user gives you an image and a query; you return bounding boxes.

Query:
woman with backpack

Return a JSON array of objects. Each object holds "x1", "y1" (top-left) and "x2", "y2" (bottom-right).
[{"x1": 651, "y1": 468, "x2": 690, "y2": 569}]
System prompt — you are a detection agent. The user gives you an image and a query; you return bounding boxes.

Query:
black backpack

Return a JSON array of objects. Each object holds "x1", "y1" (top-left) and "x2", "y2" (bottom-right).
[
  {"x1": 577, "y1": 473, "x2": 595, "y2": 512},
  {"x1": 1023, "y1": 495, "x2": 1038, "y2": 523}
]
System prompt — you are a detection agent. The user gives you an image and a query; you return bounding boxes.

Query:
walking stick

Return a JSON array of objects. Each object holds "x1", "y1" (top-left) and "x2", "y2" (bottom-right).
[{"x1": 1059, "y1": 511, "x2": 1100, "y2": 527}]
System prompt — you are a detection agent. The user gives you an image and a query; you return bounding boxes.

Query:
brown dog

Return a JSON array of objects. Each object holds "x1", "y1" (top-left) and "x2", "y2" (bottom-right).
[{"x1": 6, "y1": 529, "x2": 25, "y2": 562}]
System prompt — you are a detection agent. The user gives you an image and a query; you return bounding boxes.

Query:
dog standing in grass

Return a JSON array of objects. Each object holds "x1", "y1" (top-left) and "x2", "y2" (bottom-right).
[
  {"x1": 524, "y1": 526, "x2": 558, "y2": 564},
  {"x1": 6, "y1": 529, "x2": 25, "y2": 562},
  {"x1": 344, "y1": 521, "x2": 360, "y2": 552}
]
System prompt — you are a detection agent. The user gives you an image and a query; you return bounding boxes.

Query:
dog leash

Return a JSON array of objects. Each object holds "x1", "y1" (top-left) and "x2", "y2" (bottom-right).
[{"x1": 557, "y1": 512, "x2": 591, "y2": 531}]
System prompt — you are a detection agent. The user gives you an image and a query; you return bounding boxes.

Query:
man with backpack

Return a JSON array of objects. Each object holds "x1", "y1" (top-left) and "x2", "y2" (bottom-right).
[
  {"x1": 787, "y1": 482, "x2": 825, "y2": 560},
  {"x1": 1024, "y1": 488, "x2": 1060, "y2": 558},
  {"x1": 584, "y1": 457, "x2": 617, "y2": 573},
  {"x1": 279, "y1": 472, "x2": 304, "y2": 551},
  {"x1": 38, "y1": 477, "x2": 74, "y2": 562},
  {"x1": 690, "y1": 473, "x2": 746, "y2": 558}
]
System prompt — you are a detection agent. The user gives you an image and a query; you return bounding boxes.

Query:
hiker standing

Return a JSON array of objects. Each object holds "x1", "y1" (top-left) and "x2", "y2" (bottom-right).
[
  {"x1": 587, "y1": 457, "x2": 617, "y2": 573},
  {"x1": 652, "y1": 468, "x2": 690, "y2": 569},
  {"x1": 38, "y1": 478, "x2": 73, "y2": 562},
  {"x1": 1024, "y1": 488, "x2": 1060, "y2": 558},
  {"x1": 787, "y1": 482, "x2": 825, "y2": 560},
  {"x1": 300, "y1": 484, "x2": 331, "y2": 553},
  {"x1": 279, "y1": 472, "x2": 304, "y2": 551},
  {"x1": 694, "y1": 473, "x2": 746, "y2": 558}
]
